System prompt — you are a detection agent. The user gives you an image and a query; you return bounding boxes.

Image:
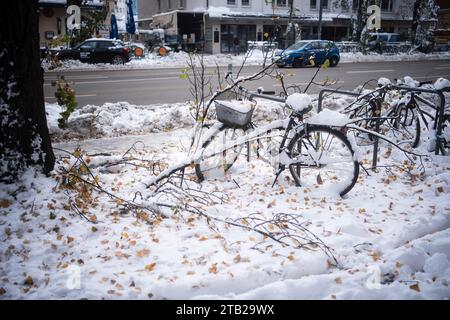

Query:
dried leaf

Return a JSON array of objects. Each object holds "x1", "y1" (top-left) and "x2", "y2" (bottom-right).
[
  {"x1": 267, "y1": 199, "x2": 276, "y2": 208},
  {"x1": 136, "y1": 249, "x2": 150, "y2": 258},
  {"x1": 334, "y1": 277, "x2": 342, "y2": 284},
  {"x1": 409, "y1": 283, "x2": 420, "y2": 292},
  {"x1": 145, "y1": 263, "x2": 156, "y2": 272},
  {"x1": 209, "y1": 263, "x2": 218, "y2": 274},
  {"x1": 24, "y1": 276, "x2": 34, "y2": 286},
  {"x1": 233, "y1": 255, "x2": 241, "y2": 263},
  {"x1": 0, "y1": 199, "x2": 11, "y2": 208}
]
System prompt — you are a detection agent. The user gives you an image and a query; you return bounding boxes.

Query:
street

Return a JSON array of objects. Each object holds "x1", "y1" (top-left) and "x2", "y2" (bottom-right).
[{"x1": 44, "y1": 59, "x2": 450, "y2": 106}]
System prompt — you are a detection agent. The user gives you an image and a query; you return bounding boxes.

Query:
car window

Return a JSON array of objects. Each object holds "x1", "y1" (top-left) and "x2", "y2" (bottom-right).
[
  {"x1": 320, "y1": 41, "x2": 330, "y2": 49},
  {"x1": 286, "y1": 41, "x2": 310, "y2": 51},
  {"x1": 390, "y1": 35, "x2": 399, "y2": 42},
  {"x1": 79, "y1": 41, "x2": 96, "y2": 49},
  {"x1": 379, "y1": 35, "x2": 389, "y2": 41},
  {"x1": 97, "y1": 41, "x2": 113, "y2": 48}
]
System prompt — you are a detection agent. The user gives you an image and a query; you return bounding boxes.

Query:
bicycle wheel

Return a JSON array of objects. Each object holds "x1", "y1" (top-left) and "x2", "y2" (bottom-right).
[
  {"x1": 253, "y1": 127, "x2": 286, "y2": 165},
  {"x1": 287, "y1": 125, "x2": 359, "y2": 197},
  {"x1": 392, "y1": 103, "x2": 421, "y2": 148},
  {"x1": 195, "y1": 126, "x2": 248, "y2": 181}
]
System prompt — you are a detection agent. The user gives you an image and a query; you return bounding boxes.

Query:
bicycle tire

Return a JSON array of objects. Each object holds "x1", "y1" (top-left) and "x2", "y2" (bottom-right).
[
  {"x1": 287, "y1": 125, "x2": 359, "y2": 197},
  {"x1": 195, "y1": 126, "x2": 249, "y2": 182},
  {"x1": 393, "y1": 103, "x2": 421, "y2": 148}
]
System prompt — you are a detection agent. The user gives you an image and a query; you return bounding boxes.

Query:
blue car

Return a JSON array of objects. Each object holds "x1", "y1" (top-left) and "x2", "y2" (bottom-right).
[{"x1": 274, "y1": 40, "x2": 340, "y2": 68}]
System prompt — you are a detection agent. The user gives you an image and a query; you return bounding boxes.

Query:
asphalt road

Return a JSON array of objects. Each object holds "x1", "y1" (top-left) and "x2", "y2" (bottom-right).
[{"x1": 44, "y1": 59, "x2": 450, "y2": 106}]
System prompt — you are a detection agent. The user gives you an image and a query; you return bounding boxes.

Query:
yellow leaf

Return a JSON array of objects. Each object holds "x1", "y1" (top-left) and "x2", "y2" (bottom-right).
[
  {"x1": 136, "y1": 249, "x2": 150, "y2": 258},
  {"x1": 121, "y1": 232, "x2": 129, "y2": 239},
  {"x1": 209, "y1": 263, "x2": 218, "y2": 274},
  {"x1": 145, "y1": 263, "x2": 156, "y2": 272}
]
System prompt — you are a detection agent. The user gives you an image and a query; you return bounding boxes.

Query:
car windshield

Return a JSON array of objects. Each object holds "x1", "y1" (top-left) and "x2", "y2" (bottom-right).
[{"x1": 285, "y1": 41, "x2": 310, "y2": 51}]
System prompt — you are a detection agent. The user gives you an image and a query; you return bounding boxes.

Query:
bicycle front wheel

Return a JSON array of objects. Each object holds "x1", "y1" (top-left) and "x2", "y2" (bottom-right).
[
  {"x1": 287, "y1": 125, "x2": 359, "y2": 197},
  {"x1": 195, "y1": 126, "x2": 248, "y2": 182}
]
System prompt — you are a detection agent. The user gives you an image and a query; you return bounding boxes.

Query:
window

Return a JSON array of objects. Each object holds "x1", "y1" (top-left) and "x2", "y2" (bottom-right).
[
  {"x1": 179, "y1": 0, "x2": 185, "y2": 8},
  {"x1": 168, "y1": 0, "x2": 172, "y2": 9},
  {"x1": 242, "y1": 0, "x2": 250, "y2": 6},
  {"x1": 381, "y1": 0, "x2": 394, "y2": 12},
  {"x1": 352, "y1": 0, "x2": 358, "y2": 11},
  {"x1": 311, "y1": 0, "x2": 329, "y2": 9},
  {"x1": 97, "y1": 41, "x2": 113, "y2": 48},
  {"x1": 157, "y1": 0, "x2": 161, "y2": 11},
  {"x1": 277, "y1": 0, "x2": 287, "y2": 6},
  {"x1": 227, "y1": 0, "x2": 236, "y2": 5},
  {"x1": 79, "y1": 41, "x2": 96, "y2": 49}
]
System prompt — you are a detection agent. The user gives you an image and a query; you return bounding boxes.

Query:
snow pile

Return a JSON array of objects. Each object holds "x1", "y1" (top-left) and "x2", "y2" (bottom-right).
[
  {"x1": 306, "y1": 108, "x2": 350, "y2": 126},
  {"x1": 285, "y1": 93, "x2": 312, "y2": 113},
  {"x1": 46, "y1": 99, "x2": 287, "y2": 141},
  {"x1": 43, "y1": 51, "x2": 450, "y2": 72},
  {"x1": 434, "y1": 77, "x2": 450, "y2": 90},
  {"x1": 377, "y1": 77, "x2": 391, "y2": 87}
]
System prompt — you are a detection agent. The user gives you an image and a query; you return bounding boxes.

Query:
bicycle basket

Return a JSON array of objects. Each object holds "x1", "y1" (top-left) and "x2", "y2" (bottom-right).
[{"x1": 215, "y1": 100, "x2": 255, "y2": 127}]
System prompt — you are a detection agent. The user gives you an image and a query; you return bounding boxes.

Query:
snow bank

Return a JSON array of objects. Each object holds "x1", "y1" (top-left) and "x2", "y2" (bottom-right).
[
  {"x1": 434, "y1": 77, "x2": 450, "y2": 90},
  {"x1": 43, "y1": 51, "x2": 450, "y2": 72}
]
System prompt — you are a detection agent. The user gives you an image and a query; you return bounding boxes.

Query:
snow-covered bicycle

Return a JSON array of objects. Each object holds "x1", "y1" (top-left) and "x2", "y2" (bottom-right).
[{"x1": 194, "y1": 82, "x2": 360, "y2": 197}]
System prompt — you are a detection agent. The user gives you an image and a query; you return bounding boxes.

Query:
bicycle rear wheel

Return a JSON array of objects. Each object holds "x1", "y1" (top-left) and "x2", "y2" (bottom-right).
[
  {"x1": 287, "y1": 125, "x2": 359, "y2": 197},
  {"x1": 195, "y1": 126, "x2": 248, "y2": 181},
  {"x1": 392, "y1": 103, "x2": 421, "y2": 148}
]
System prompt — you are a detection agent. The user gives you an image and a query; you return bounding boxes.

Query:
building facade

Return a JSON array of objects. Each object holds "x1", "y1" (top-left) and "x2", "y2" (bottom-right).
[
  {"x1": 137, "y1": 0, "x2": 417, "y2": 53},
  {"x1": 38, "y1": 0, "x2": 116, "y2": 47}
]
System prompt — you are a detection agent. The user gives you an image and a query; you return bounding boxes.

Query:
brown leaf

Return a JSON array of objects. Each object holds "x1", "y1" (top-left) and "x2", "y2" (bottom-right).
[
  {"x1": 0, "y1": 287, "x2": 6, "y2": 295},
  {"x1": 67, "y1": 236, "x2": 75, "y2": 243},
  {"x1": 136, "y1": 249, "x2": 150, "y2": 258},
  {"x1": 209, "y1": 263, "x2": 218, "y2": 274},
  {"x1": 267, "y1": 199, "x2": 276, "y2": 208},
  {"x1": 409, "y1": 283, "x2": 420, "y2": 292},
  {"x1": 437, "y1": 186, "x2": 444, "y2": 193},
  {"x1": 233, "y1": 254, "x2": 241, "y2": 263},
  {"x1": 198, "y1": 236, "x2": 208, "y2": 241},
  {"x1": 371, "y1": 252, "x2": 381, "y2": 261},
  {"x1": 287, "y1": 255, "x2": 295, "y2": 261},
  {"x1": 334, "y1": 277, "x2": 342, "y2": 284},
  {"x1": 0, "y1": 199, "x2": 11, "y2": 208},
  {"x1": 24, "y1": 276, "x2": 34, "y2": 286},
  {"x1": 145, "y1": 263, "x2": 156, "y2": 272}
]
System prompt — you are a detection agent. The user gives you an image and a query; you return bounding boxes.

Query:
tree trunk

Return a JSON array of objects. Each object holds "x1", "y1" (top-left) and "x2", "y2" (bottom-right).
[
  {"x1": 318, "y1": 0, "x2": 323, "y2": 40},
  {"x1": 411, "y1": 0, "x2": 422, "y2": 44},
  {"x1": 0, "y1": 0, "x2": 55, "y2": 182}
]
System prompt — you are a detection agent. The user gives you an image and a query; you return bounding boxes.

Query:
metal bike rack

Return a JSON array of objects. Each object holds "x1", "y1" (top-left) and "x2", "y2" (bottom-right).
[
  {"x1": 389, "y1": 85, "x2": 447, "y2": 156},
  {"x1": 316, "y1": 89, "x2": 384, "y2": 168},
  {"x1": 318, "y1": 86, "x2": 448, "y2": 158}
]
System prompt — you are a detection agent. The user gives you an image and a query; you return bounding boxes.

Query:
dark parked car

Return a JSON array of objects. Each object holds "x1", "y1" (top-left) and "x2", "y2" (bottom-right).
[
  {"x1": 56, "y1": 38, "x2": 131, "y2": 64},
  {"x1": 274, "y1": 40, "x2": 340, "y2": 68}
]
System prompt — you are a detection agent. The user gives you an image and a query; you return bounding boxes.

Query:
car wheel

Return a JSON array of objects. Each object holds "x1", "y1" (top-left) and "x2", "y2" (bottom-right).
[
  {"x1": 111, "y1": 55, "x2": 124, "y2": 65},
  {"x1": 330, "y1": 56, "x2": 339, "y2": 67}
]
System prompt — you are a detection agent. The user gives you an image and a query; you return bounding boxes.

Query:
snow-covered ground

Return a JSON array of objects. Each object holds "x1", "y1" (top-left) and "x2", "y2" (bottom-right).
[
  {"x1": 42, "y1": 50, "x2": 450, "y2": 72},
  {"x1": 1, "y1": 78, "x2": 449, "y2": 300}
]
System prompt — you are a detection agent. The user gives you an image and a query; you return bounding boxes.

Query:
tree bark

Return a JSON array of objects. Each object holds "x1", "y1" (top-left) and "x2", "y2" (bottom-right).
[{"x1": 0, "y1": 0, "x2": 55, "y2": 182}]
